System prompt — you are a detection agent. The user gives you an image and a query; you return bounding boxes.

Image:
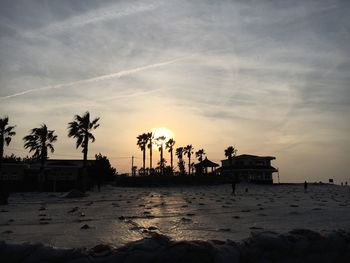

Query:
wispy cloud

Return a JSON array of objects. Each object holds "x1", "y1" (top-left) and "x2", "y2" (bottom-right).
[
  {"x1": 27, "y1": 1, "x2": 163, "y2": 37},
  {"x1": 49, "y1": 87, "x2": 170, "y2": 110},
  {"x1": 1, "y1": 0, "x2": 349, "y2": 182},
  {"x1": 0, "y1": 55, "x2": 192, "y2": 100}
]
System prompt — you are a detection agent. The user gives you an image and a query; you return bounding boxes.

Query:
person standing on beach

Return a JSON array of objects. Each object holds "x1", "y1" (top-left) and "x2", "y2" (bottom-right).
[
  {"x1": 231, "y1": 182, "x2": 236, "y2": 195},
  {"x1": 304, "y1": 181, "x2": 308, "y2": 193}
]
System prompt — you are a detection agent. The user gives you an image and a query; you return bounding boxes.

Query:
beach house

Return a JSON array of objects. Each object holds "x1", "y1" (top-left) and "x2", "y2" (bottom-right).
[
  {"x1": 29, "y1": 159, "x2": 95, "y2": 191},
  {"x1": 220, "y1": 154, "x2": 277, "y2": 184}
]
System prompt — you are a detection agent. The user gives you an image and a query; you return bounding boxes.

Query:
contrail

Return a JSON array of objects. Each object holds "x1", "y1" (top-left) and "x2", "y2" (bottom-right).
[
  {"x1": 29, "y1": 1, "x2": 163, "y2": 37},
  {"x1": 49, "y1": 87, "x2": 170, "y2": 110},
  {"x1": 0, "y1": 55, "x2": 192, "y2": 100}
]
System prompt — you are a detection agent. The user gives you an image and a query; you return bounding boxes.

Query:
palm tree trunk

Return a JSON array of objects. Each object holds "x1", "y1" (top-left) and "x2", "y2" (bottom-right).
[
  {"x1": 40, "y1": 144, "x2": 45, "y2": 171},
  {"x1": 188, "y1": 156, "x2": 191, "y2": 175},
  {"x1": 143, "y1": 149, "x2": 146, "y2": 176},
  {"x1": 83, "y1": 146, "x2": 88, "y2": 170},
  {"x1": 39, "y1": 142, "x2": 46, "y2": 190},
  {"x1": 0, "y1": 134, "x2": 3, "y2": 172},
  {"x1": 170, "y1": 149, "x2": 173, "y2": 174},
  {"x1": 160, "y1": 145, "x2": 163, "y2": 175},
  {"x1": 83, "y1": 135, "x2": 89, "y2": 190},
  {"x1": 149, "y1": 140, "x2": 152, "y2": 170}
]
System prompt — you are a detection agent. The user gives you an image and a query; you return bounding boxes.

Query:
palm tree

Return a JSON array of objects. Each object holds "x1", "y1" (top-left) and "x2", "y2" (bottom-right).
[
  {"x1": 176, "y1": 147, "x2": 185, "y2": 175},
  {"x1": 146, "y1": 132, "x2": 153, "y2": 170},
  {"x1": 195, "y1": 148, "x2": 206, "y2": 162},
  {"x1": 225, "y1": 146, "x2": 237, "y2": 169},
  {"x1": 224, "y1": 146, "x2": 236, "y2": 159},
  {"x1": 176, "y1": 147, "x2": 183, "y2": 160},
  {"x1": 0, "y1": 117, "x2": 16, "y2": 171},
  {"x1": 23, "y1": 124, "x2": 57, "y2": 170},
  {"x1": 183, "y1": 144, "x2": 194, "y2": 175},
  {"x1": 195, "y1": 148, "x2": 205, "y2": 174},
  {"x1": 68, "y1": 112, "x2": 100, "y2": 177},
  {"x1": 165, "y1": 138, "x2": 176, "y2": 173},
  {"x1": 156, "y1": 158, "x2": 167, "y2": 175},
  {"x1": 137, "y1": 133, "x2": 148, "y2": 175},
  {"x1": 156, "y1": 136, "x2": 166, "y2": 175}
]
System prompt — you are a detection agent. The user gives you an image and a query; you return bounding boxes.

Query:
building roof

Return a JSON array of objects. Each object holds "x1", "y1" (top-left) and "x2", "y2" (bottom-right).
[
  {"x1": 221, "y1": 154, "x2": 276, "y2": 162},
  {"x1": 219, "y1": 165, "x2": 278, "y2": 171},
  {"x1": 194, "y1": 157, "x2": 219, "y2": 168}
]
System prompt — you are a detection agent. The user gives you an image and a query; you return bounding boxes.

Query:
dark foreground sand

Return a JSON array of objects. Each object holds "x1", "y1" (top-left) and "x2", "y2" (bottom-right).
[{"x1": 1, "y1": 229, "x2": 350, "y2": 263}]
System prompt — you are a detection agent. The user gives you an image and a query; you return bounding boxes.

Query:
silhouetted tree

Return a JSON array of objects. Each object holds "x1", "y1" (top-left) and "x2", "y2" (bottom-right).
[
  {"x1": 68, "y1": 112, "x2": 100, "y2": 187},
  {"x1": 138, "y1": 167, "x2": 145, "y2": 176},
  {"x1": 0, "y1": 117, "x2": 16, "y2": 171},
  {"x1": 23, "y1": 124, "x2": 57, "y2": 170},
  {"x1": 224, "y1": 146, "x2": 237, "y2": 159},
  {"x1": 164, "y1": 165, "x2": 172, "y2": 175},
  {"x1": 95, "y1": 153, "x2": 117, "y2": 180},
  {"x1": 176, "y1": 147, "x2": 185, "y2": 175},
  {"x1": 137, "y1": 133, "x2": 148, "y2": 175},
  {"x1": 156, "y1": 136, "x2": 166, "y2": 175},
  {"x1": 157, "y1": 158, "x2": 167, "y2": 167},
  {"x1": 2, "y1": 154, "x2": 22, "y2": 164},
  {"x1": 191, "y1": 162, "x2": 195, "y2": 174},
  {"x1": 165, "y1": 138, "x2": 175, "y2": 173},
  {"x1": 183, "y1": 144, "x2": 194, "y2": 175},
  {"x1": 195, "y1": 148, "x2": 206, "y2": 174},
  {"x1": 195, "y1": 148, "x2": 206, "y2": 162},
  {"x1": 155, "y1": 160, "x2": 167, "y2": 175},
  {"x1": 146, "y1": 132, "x2": 153, "y2": 170}
]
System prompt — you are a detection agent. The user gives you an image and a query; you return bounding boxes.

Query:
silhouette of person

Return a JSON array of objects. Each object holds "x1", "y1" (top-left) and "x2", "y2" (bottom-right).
[
  {"x1": 304, "y1": 181, "x2": 308, "y2": 192},
  {"x1": 346, "y1": 181, "x2": 348, "y2": 186},
  {"x1": 231, "y1": 182, "x2": 236, "y2": 195}
]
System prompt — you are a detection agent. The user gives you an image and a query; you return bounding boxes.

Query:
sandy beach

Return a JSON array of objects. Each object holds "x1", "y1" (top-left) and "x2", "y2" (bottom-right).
[{"x1": 1, "y1": 184, "x2": 349, "y2": 249}]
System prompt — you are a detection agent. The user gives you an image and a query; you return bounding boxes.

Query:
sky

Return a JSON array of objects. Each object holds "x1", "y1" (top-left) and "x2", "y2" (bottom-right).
[{"x1": 1, "y1": 0, "x2": 349, "y2": 183}]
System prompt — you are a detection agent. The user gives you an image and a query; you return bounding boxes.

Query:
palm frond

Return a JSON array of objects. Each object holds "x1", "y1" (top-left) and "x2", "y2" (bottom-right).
[
  {"x1": 47, "y1": 143, "x2": 55, "y2": 153},
  {"x1": 88, "y1": 133, "x2": 95, "y2": 142},
  {"x1": 23, "y1": 125, "x2": 57, "y2": 160},
  {"x1": 0, "y1": 117, "x2": 9, "y2": 128},
  {"x1": 76, "y1": 136, "x2": 83, "y2": 149},
  {"x1": 90, "y1": 117, "x2": 100, "y2": 127},
  {"x1": 6, "y1": 130, "x2": 16, "y2": 136},
  {"x1": 5, "y1": 125, "x2": 16, "y2": 133},
  {"x1": 5, "y1": 137, "x2": 11, "y2": 146}
]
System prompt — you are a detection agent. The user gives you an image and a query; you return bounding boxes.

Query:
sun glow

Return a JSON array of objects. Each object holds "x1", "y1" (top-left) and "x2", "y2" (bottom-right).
[{"x1": 152, "y1": 127, "x2": 174, "y2": 141}]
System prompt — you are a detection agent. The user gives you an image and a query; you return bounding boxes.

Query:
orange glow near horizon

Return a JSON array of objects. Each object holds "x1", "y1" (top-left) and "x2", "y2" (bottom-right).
[{"x1": 152, "y1": 127, "x2": 174, "y2": 141}]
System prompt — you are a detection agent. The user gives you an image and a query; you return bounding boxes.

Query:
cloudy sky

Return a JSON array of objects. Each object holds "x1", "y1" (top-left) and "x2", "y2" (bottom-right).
[{"x1": 1, "y1": 0, "x2": 349, "y2": 183}]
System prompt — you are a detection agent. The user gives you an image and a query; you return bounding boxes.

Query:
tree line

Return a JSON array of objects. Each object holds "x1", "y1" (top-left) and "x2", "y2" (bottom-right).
[
  {"x1": 0, "y1": 112, "x2": 99, "y2": 175},
  {"x1": 136, "y1": 132, "x2": 238, "y2": 176},
  {"x1": 1, "y1": 113, "x2": 238, "y2": 177}
]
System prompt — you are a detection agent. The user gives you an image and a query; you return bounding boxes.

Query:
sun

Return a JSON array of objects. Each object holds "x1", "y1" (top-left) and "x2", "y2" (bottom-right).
[{"x1": 152, "y1": 127, "x2": 174, "y2": 141}]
